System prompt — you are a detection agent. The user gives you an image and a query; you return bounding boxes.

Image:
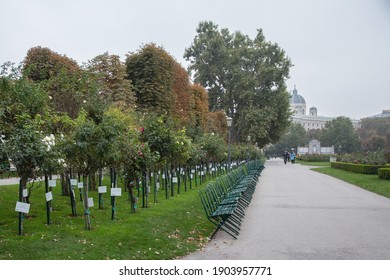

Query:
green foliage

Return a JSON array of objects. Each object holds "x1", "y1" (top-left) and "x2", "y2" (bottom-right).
[
  {"x1": 297, "y1": 154, "x2": 331, "y2": 162},
  {"x1": 378, "y1": 168, "x2": 390, "y2": 180},
  {"x1": 0, "y1": 178, "x2": 214, "y2": 259},
  {"x1": 98, "y1": 107, "x2": 135, "y2": 168},
  {"x1": 0, "y1": 66, "x2": 48, "y2": 135},
  {"x1": 63, "y1": 111, "x2": 100, "y2": 173},
  {"x1": 320, "y1": 116, "x2": 361, "y2": 153},
  {"x1": 338, "y1": 151, "x2": 389, "y2": 165},
  {"x1": 195, "y1": 133, "x2": 227, "y2": 162},
  {"x1": 186, "y1": 84, "x2": 209, "y2": 139},
  {"x1": 331, "y1": 161, "x2": 386, "y2": 175},
  {"x1": 230, "y1": 144, "x2": 259, "y2": 161},
  {"x1": 139, "y1": 114, "x2": 191, "y2": 165},
  {"x1": 205, "y1": 110, "x2": 228, "y2": 138},
  {"x1": 0, "y1": 64, "x2": 54, "y2": 181},
  {"x1": 84, "y1": 52, "x2": 136, "y2": 111},
  {"x1": 185, "y1": 21, "x2": 292, "y2": 146},
  {"x1": 23, "y1": 46, "x2": 80, "y2": 82},
  {"x1": 265, "y1": 122, "x2": 306, "y2": 156},
  {"x1": 43, "y1": 69, "x2": 83, "y2": 119},
  {"x1": 5, "y1": 116, "x2": 47, "y2": 179},
  {"x1": 126, "y1": 44, "x2": 175, "y2": 115},
  {"x1": 139, "y1": 114, "x2": 174, "y2": 161},
  {"x1": 359, "y1": 117, "x2": 390, "y2": 152}
]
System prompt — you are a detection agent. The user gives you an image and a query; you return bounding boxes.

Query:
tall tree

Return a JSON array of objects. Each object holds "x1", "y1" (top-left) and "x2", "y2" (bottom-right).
[
  {"x1": 171, "y1": 61, "x2": 193, "y2": 129},
  {"x1": 23, "y1": 46, "x2": 86, "y2": 119},
  {"x1": 23, "y1": 46, "x2": 80, "y2": 82},
  {"x1": 184, "y1": 21, "x2": 292, "y2": 146},
  {"x1": 320, "y1": 116, "x2": 361, "y2": 153},
  {"x1": 125, "y1": 43, "x2": 175, "y2": 116},
  {"x1": 187, "y1": 83, "x2": 209, "y2": 138},
  {"x1": 85, "y1": 52, "x2": 135, "y2": 111},
  {"x1": 206, "y1": 110, "x2": 228, "y2": 138},
  {"x1": 358, "y1": 117, "x2": 390, "y2": 151},
  {"x1": 266, "y1": 122, "x2": 307, "y2": 156}
]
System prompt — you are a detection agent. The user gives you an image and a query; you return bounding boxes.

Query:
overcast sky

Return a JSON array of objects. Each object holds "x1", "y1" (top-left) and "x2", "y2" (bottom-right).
[{"x1": 1, "y1": 0, "x2": 389, "y2": 120}]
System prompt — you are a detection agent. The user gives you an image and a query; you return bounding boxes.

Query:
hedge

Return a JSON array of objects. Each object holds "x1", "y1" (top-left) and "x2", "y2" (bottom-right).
[
  {"x1": 297, "y1": 154, "x2": 331, "y2": 162},
  {"x1": 331, "y1": 162, "x2": 387, "y2": 175},
  {"x1": 378, "y1": 168, "x2": 390, "y2": 180}
]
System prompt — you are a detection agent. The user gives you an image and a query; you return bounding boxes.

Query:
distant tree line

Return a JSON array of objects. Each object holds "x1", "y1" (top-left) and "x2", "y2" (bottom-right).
[{"x1": 266, "y1": 116, "x2": 390, "y2": 158}]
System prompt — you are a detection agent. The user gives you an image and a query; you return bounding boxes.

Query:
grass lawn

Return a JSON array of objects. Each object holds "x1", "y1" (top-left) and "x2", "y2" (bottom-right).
[
  {"x1": 312, "y1": 167, "x2": 390, "y2": 198},
  {"x1": 0, "y1": 175, "x2": 215, "y2": 260}
]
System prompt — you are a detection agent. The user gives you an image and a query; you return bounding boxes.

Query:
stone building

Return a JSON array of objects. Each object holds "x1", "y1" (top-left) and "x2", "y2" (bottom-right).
[
  {"x1": 289, "y1": 85, "x2": 361, "y2": 130},
  {"x1": 367, "y1": 109, "x2": 390, "y2": 118},
  {"x1": 298, "y1": 139, "x2": 335, "y2": 155}
]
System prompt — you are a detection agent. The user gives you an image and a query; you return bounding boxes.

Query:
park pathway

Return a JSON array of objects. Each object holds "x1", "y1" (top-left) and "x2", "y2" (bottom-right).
[{"x1": 183, "y1": 158, "x2": 390, "y2": 259}]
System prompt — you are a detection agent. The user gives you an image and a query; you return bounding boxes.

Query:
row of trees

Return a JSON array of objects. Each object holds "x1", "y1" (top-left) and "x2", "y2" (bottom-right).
[{"x1": 1, "y1": 21, "x2": 292, "y2": 232}]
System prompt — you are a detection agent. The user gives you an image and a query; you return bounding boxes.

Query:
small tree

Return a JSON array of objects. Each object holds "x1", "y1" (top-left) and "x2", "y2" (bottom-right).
[
  {"x1": 1, "y1": 63, "x2": 49, "y2": 234},
  {"x1": 63, "y1": 111, "x2": 100, "y2": 230}
]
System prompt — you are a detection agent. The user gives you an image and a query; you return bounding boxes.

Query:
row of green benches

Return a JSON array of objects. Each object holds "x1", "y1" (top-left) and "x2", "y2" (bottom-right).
[{"x1": 199, "y1": 160, "x2": 265, "y2": 239}]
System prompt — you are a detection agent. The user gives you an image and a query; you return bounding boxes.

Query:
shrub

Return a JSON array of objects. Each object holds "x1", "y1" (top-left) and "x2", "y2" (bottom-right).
[
  {"x1": 378, "y1": 168, "x2": 390, "y2": 180},
  {"x1": 338, "y1": 151, "x2": 389, "y2": 165},
  {"x1": 297, "y1": 154, "x2": 331, "y2": 162},
  {"x1": 331, "y1": 162, "x2": 387, "y2": 175}
]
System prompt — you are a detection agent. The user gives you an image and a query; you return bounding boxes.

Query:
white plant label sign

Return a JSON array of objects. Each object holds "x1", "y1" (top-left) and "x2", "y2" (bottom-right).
[
  {"x1": 98, "y1": 186, "x2": 107, "y2": 193},
  {"x1": 70, "y1": 179, "x2": 77, "y2": 186},
  {"x1": 15, "y1": 201, "x2": 30, "y2": 214},
  {"x1": 111, "y1": 188, "x2": 122, "y2": 197},
  {"x1": 45, "y1": 191, "x2": 53, "y2": 202},
  {"x1": 88, "y1": 197, "x2": 94, "y2": 207}
]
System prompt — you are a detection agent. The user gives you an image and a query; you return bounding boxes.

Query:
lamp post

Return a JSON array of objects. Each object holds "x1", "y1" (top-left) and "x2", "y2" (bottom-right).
[
  {"x1": 226, "y1": 116, "x2": 233, "y2": 170},
  {"x1": 247, "y1": 135, "x2": 251, "y2": 162}
]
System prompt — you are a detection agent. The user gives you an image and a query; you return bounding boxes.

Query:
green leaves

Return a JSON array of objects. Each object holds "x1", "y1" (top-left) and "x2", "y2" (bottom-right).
[
  {"x1": 185, "y1": 21, "x2": 292, "y2": 146},
  {"x1": 321, "y1": 116, "x2": 360, "y2": 153},
  {"x1": 126, "y1": 44, "x2": 175, "y2": 116}
]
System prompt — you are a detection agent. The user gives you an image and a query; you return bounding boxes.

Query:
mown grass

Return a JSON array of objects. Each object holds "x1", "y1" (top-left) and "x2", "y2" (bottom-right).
[
  {"x1": 0, "y1": 176, "x2": 215, "y2": 260},
  {"x1": 312, "y1": 167, "x2": 390, "y2": 198}
]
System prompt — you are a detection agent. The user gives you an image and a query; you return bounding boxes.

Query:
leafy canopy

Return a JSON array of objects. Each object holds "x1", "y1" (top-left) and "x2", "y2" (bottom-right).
[{"x1": 184, "y1": 21, "x2": 292, "y2": 146}]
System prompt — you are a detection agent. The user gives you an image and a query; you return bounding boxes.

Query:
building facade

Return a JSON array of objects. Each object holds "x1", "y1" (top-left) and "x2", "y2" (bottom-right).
[
  {"x1": 289, "y1": 86, "x2": 361, "y2": 130},
  {"x1": 298, "y1": 139, "x2": 335, "y2": 155},
  {"x1": 367, "y1": 109, "x2": 390, "y2": 119}
]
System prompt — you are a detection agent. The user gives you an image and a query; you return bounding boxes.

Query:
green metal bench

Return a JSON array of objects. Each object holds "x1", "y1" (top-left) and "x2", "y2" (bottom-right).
[{"x1": 199, "y1": 160, "x2": 264, "y2": 239}]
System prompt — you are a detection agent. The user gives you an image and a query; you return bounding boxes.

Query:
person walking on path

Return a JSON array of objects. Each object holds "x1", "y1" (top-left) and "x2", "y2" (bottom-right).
[
  {"x1": 290, "y1": 151, "x2": 296, "y2": 164},
  {"x1": 283, "y1": 151, "x2": 289, "y2": 164}
]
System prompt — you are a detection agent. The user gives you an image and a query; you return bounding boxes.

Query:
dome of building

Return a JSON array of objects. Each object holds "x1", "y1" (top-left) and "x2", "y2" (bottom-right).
[
  {"x1": 309, "y1": 107, "x2": 318, "y2": 116},
  {"x1": 289, "y1": 85, "x2": 306, "y2": 105},
  {"x1": 289, "y1": 85, "x2": 306, "y2": 115}
]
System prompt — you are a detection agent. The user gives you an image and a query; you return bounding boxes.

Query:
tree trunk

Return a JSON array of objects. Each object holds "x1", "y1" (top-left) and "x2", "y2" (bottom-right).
[
  {"x1": 83, "y1": 174, "x2": 91, "y2": 230},
  {"x1": 18, "y1": 177, "x2": 28, "y2": 235},
  {"x1": 60, "y1": 172, "x2": 69, "y2": 196},
  {"x1": 89, "y1": 170, "x2": 97, "y2": 191},
  {"x1": 45, "y1": 174, "x2": 51, "y2": 225},
  {"x1": 128, "y1": 180, "x2": 137, "y2": 213}
]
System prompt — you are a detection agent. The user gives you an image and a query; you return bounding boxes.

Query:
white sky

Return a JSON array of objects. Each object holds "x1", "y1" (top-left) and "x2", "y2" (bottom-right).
[{"x1": 1, "y1": 0, "x2": 389, "y2": 119}]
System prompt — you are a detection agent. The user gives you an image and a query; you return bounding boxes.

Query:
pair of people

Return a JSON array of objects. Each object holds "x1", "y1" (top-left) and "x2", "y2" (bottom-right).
[{"x1": 283, "y1": 150, "x2": 296, "y2": 164}]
